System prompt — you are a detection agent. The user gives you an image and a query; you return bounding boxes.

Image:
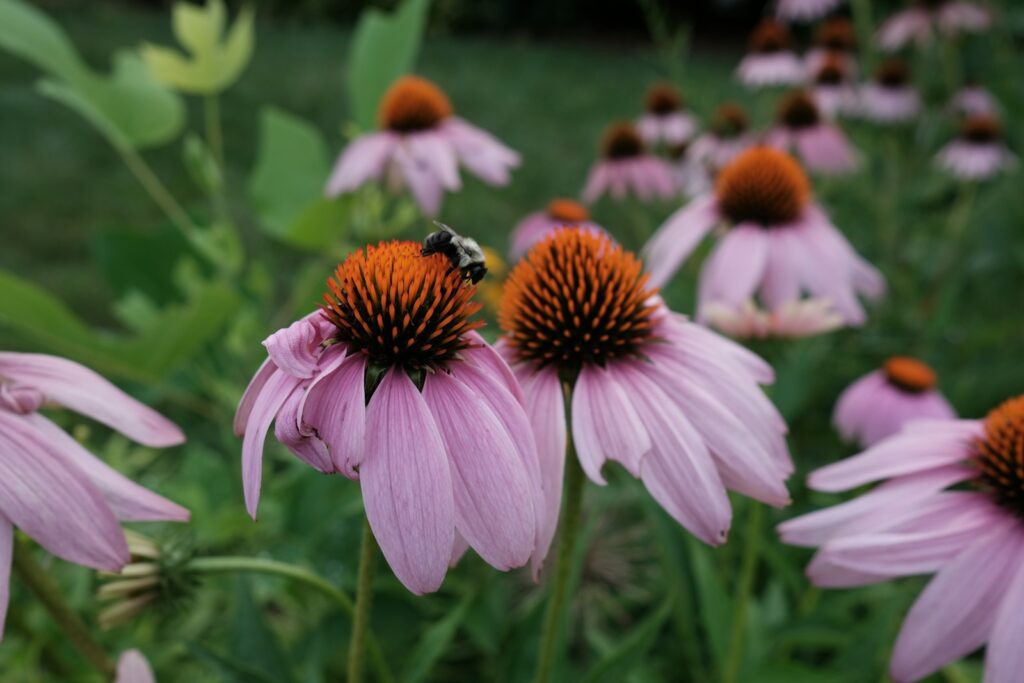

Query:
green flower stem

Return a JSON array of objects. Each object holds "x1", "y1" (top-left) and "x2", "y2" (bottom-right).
[
  {"x1": 347, "y1": 517, "x2": 379, "y2": 683},
  {"x1": 11, "y1": 540, "x2": 115, "y2": 678},
  {"x1": 204, "y1": 95, "x2": 225, "y2": 169},
  {"x1": 722, "y1": 501, "x2": 764, "y2": 683},
  {"x1": 850, "y1": 0, "x2": 875, "y2": 71},
  {"x1": 533, "y1": 429, "x2": 586, "y2": 683},
  {"x1": 115, "y1": 142, "x2": 201, "y2": 242},
  {"x1": 188, "y1": 555, "x2": 393, "y2": 683}
]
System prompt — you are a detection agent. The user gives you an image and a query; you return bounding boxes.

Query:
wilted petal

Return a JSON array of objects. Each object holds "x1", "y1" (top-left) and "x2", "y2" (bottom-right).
[
  {"x1": 234, "y1": 358, "x2": 276, "y2": 437},
  {"x1": 302, "y1": 351, "x2": 366, "y2": 478},
  {"x1": 241, "y1": 370, "x2": 302, "y2": 519},
  {"x1": 262, "y1": 315, "x2": 327, "y2": 379}
]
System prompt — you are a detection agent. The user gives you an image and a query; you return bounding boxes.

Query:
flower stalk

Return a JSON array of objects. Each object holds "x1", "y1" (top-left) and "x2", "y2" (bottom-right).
[
  {"x1": 348, "y1": 516, "x2": 380, "y2": 683},
  {"x1": 722, "y1": 501, "x2": 764, "y2": 683}
]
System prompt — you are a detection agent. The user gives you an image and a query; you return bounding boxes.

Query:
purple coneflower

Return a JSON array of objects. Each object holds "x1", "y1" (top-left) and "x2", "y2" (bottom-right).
[
  {"x1": 737, "y1": 20, "x2": 805, "y2": 88},
  {"x1": 936, "y1": 114, "x2": 1017, "y2": 181},
  {"x1": 878, "y1": 0, "x2": 991, "y2": 51},
  {"x1": 857, "y1": 59, "x2": 922, "y2": 124},
  {"x1": 498, "y1": 228, "x2": 793, "y2": 557},
  {"x1": 509, "y1": 199, "x2": 600, "y2": 261},
  {"x1": 704, "y1": 298, "x2": 843, "y2": 339},
  {"x1": 834, "y1": 357, "x2": 956, "y2": 448},
  {"x1": 810, "y1": 53, "x2": 859, "y2": 118},
  {"x1": 0, "y1": 353, "x2": 188, "y2": 638},
  {"x1": 767, "y1": 90, "x2": 861, "y2": 174},
  {"x1": 775, "y1": 0, "x2": 846, "y2": 23},
  {"x1": 948, "y1": 84, "x2": 999, "y2": 116},
  {"x1": 581, "y1": 122, "x2": 677, "y2": 203},
  {"x1": 779, "y1": 395, "x2": 1024, "y2": 683},
  {"x1": 688, "y1": 103, "x2": 755, "y2": 173},
  {"x1": 636, "y1": 82, "x2": 698, "y2": 148},
  {"x1": 116, "y1": 650, "x2": 155, "y2": 683},
  {"x1": 325, "y1": 76, "x2": 520, "y2": 216},
  {"x1": 235, "y1": 240, "x2": 542, "y2": 593},
  {"x1": 643, "y1": 147, "x2": 884, "y2": 325},
  {"x1": 804, "y1": 17, "x2": 858, "y2": 78}
]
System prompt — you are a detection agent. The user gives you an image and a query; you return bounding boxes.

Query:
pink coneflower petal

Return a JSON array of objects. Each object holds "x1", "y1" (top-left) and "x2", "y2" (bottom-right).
[
  {"x1": 571, "y1": 364, "x2": 652, "y2": 482},
  {"x1": 449, "y1": 531, "x2": 470, "y2": 568},
  {"x1": 424, "y1": 371, "x2": 534, "y2": 570},
  {"x1": 406, "y1": 132, "x2": 462, "y2": 191},
  {"x1": 877, "y1": 9, "x2": 932, "y2": 50},
  {"x1": 778, "y1": 465, "x2": 974, "y2": 547},
  {"x1": 274, "y1": 386, "x2": 334, "y2": 473},
  {"x1": 241, "y1": 370, "x2": 302, "y2": 518},
  {"x1": 116, "y1": 650, "x2": 156, "y2": 683},
  {"x1": 889, "y1": 522, "x2": 1024, "y2": 683},
  {"x1": 0, "y1": 514, "x2": 12, "y2": 639},
  {"x1": 465, "y1": 331, "x2": 526, "y2": 404},
  {"x1": 0, "y1": 412, "x2": 129, "y2": 571},
  {"x1": 443, "y1": 118, "x2": 521, "y2": 185},
  {"x1": 0, "y1": 353, "x2": 183, "y2": 448},
  {"x1": 642, "y1": 195, "x2": 720, "y2": 287},
  {"x1": 392, "y1": 144, "x2": 445, "y2": 216},
  {"x1": 360, "y1": 368, "x2": 454, "y2": 595},
  {"x1": 301, "y1": 351, "x2": 366, "y2": 478},
  {"x1": 808, "y1": 420, "x2": 983, "y2": 492},
  {"x1": 325, "y1": 132, "x2": 397, "y2": 197},
  {"x1": 623, "y1": 369, "x2": 731, "y2": 545},
  {"x1": 986, "y1": 561, "x2": 1024, "y2": 683},
  {"x1": 697, "y1": 224, "x2": 769, "y2": 318},
  {"x1": 234, "y1": 358, "x2": 276, "y2": 436},
  {"x1": 27, "y1": 414, "x2": 189, "y2": 522},
  {"x1": 262, "y1": 314, "x2": 331, "y2": 380}
]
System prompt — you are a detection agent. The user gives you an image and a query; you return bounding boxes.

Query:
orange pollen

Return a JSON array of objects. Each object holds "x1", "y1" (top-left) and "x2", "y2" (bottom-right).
[
  {"x1": 961, "y1": 114, "x2": 1002, "y2": 143},
  {"x1": 547, "y1": 198, "x2": 590, "y2": 223},
  {"x1": 645, "y1": 82, "x2": 684, "y2": 115},
  {"x1": 749, "y1": 19, "x2": 792, "y2": 53},
  {"x1": 377, "y1": 76, "x2": 453, "y2": 133},
  {"x1": 778, "y1": 90, "x2": 822, "y2": 129},
  {"x1": 883, "y1": 356, "x2": 937, "y2": 393},
  {"x1": 321, "y1": 240, "x2": 483, "y2": 371},
  {"x1": 711, "y1": 103, "x2": 749, "y2": 138},
  {"x1": 816, "y1": 18, "x2": 856, "y2": 51},
  {"x1": 715, "y1": 147, "x2": 811, "y2": 226},
  {"x1": 974, "y1": 396, "x2": 1024, "y2": 517},
  {"x1": 875, "y1": 59, "x2": 911, "y2": 88},
  {"x1": 601, "y1": 122, "x2": 646, "y2": 159},
  {"x1": 498, "y1": 228, "x2": 660, "y2": 376}
]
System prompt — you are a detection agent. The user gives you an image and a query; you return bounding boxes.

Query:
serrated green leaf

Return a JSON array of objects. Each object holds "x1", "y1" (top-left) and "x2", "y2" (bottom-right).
[
  {"x1": 141, "y1": 0, "x2": 254, "y2": 95},
  {"x1": 347, "y1": 0, "x2": 431, "y2": 129}
]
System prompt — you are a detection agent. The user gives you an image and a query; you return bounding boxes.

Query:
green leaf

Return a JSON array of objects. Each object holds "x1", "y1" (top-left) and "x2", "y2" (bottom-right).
[
  {"x1": 140, "y1": 0, "x2": 254, "y2": 95},
  {"x1": 230, "y1": 578, "x2": 295, "y2": 683},
  {"x1": 686, "y1": 536, "x2": 732, "y2": 674},
  {"x1": 347, "y1": 0, "x2": 431, "y2": 129},
  {"x1": 0, "y1": 0, "x2": 185, "y2": 149},
  {"x1": 401, "y1": 592, "x2": 474, "y2": 683},
  {"x1": 91, "y1": 225, "x2": 190, "y2": 306},
  {"x1": 248, "y1": 106, "x2": 348, "y2": 249},
  {"x1": 579, "y1": 596, "x2": 673, "y2": 683},
  {"x1": 187, "y1": 642, "x2": 281, "y2": 683}
]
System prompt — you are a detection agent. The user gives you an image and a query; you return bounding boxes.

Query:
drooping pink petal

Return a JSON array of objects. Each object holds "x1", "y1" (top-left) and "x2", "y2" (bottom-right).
[
  {"x1": 393, "y1": 144, "x2": 446, "y2": 216},
  {"x1": 621, "y1": 367, "x2": 731, "y2": 545},
  {"x1": 662, "y1": 313, "x2": 776, "y2": 385},
  {"x1": 696, "y1": 224, "x2": 769, "y2": 319},
  {"x1": 581, "y1": 162, "x2": 611, "y2": 204},
  {"x1": 360, "y1": 368, "x2": 454, "y2": 595},
  {"x1": 406, "y1": 131, "x2": 462, "y2": 191},
  {"x1": 0, "y1": 411, "x2": 128, "y2": 571},
  {"x1": 0, "y1": 513, "x2": 11, "y2": 640},
  {"x1": 115, "y1": 649, "x2": 156, "y2": 683},
  {"x1": 760, "y1": 230, "x2": 803, "y2": 310},
  {"x1": 274, "y1": 385, "x2": 334, "y2": 473},
  {"x1": 26, "y1": 414, "x2": 189, "y2": 522},
  {"x1": 985, "y1": 558, "x2": 1024, "y2": 683},
  {"x1": 325, "y1": 132, "x2": 397, "y2": 196},
  {"x1": 449, "y1": 531, "x2": 470, "y2": 568},
  {"x1": 443, "y1": 118, "x2": 520, "y2": 186},
  {"x1": 464, "y1": 331, "x2": 525, "y2": 404},
  {"x1": 642, "y1": 195, "x2": 721, "y2": 287},
  {"x1": 833, "y1": 371, "x2": 886, "y2": 442},
  {"x1": 241, "y1": 369, "x2": 302, "y2": 519},
  {"x1": 301, "y1": 351, "x2": 365, "y2": 478},
  {"x1": 234, "y1": 358, "x2": 277, "y2": 437},
  {"x1": 0, "y1": 353, "x2": 183, "y2": 448},
  {"x1": 424, "y1": 372, "x2": 534, "y2": 570},
  {"x1": 889, "y1": 521, "x2": 1024, "y2": 683},
  {"x1": 571, "y1": 365, "x2": 651, "y2": 483}
]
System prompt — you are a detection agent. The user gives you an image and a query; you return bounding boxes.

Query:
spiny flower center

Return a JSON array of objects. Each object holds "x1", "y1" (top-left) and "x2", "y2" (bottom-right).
[
  {"x1": 749, "y1": 20, "x2": 791, "y2": 54},
  {"x1": 716, "y1": 147, "x2": 810, "y2": 226},
  {"x1": 815, "y1": 55, "x2": 847, "y2": 85},
  {"x1": 645, "y1": 83, "x2": 683, "y2": 115},
  {"x1": 378, "y1": 76, "x2": 453, "y2": 133},
  {"x1": 883, "y1": 356, "x2": 937, "y2": 393},
  {"x1": 961, "y1": 115, "x2": 1002, "y2": 144},
  {"x1": 778, "y1": 91, "x2": 822, "y2": 129},
  {"x1": 974, "y1": 396, "x2": 1024, "y2": 517},
  {"x1": 711, "y1": 103, "x2": 749, "y2": 138},
  {"x1": 547, "y1": 198, "x2": 590, "y2": 223},
  {"x1": 601, "y1": 122, "x2": 646, "y2": 160},
  {"x1": 499, "y1": 228, "x2": 659, "y2": 377},
  {"x1": 875, "y1": 59, "x2": 911, "y2": 88},
  {"x1": 321, "y1": 240, "x2": 483, "y2": 371},
  {"x1": 817, "y1": 18, "x2": 856, "y2": 51}
]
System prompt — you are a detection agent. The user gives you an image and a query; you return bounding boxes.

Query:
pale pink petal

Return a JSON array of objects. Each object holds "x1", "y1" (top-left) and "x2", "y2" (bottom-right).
[
  {"x1": 581, "y1": 162, "x2": 611, "y2": 204},
  {"x1": 463, "y1": 331, "x2": 525, "y2": 404},
  {"x1": 985, "y1": 559, "x2": 1024, "y2": 683},
  {"x1": 393, "y1": 145, "x2": 446, "y2": 216},
  {"x1": 0, "y1": 353, "x2": 183, "y2": 447},
  {"x1": 116, "y1": 649, "x2": 156, "y2": 683},
  {"x1": 424, "y1": 372, "x2": 534, "y2": 570},
  {"x1": 0, "y1": 513, "x2": 11, "y2": 640},
  {"x1": 442, "y1": 118, "x2": 520, "y2": 186},
  {"x1": 262, "y1": 314, "x2": 328, "y2": 380},
  {"x1": 571, "y1": 365, "x2": 651, "y2": 483},
  {"x1": 325, "y1": 132, "x2": 397, "y2": 196},
  {"x1": 890, "y1": 521, "x2": 1024, "y2": 683},
  {"x1": 0, "y1": 412, "x2": 128, "y2": 571},
  {"x1": 301, "y1": 351, "x2": 365, "y2": 478},
  {"x1": 360, "y1": 368, "x2": 454, "y2": 595},
  {"x1": 510, "y1": 213, "x2": 557, "y2": 261},
  {"x1": 26, "y1": 414, "x2": 189, "y2": 522},
  {"x1": 642, "y1": 195, "x2": 721, "y2": 287},
  {"x1": 234, "y1": 358, "x2": 276, "y2": 436},
  {"x1": 407, "y1": 131, "x2": 461, "y2": 191},
  {"x1": 833, "y1": 371, "x2": 887, "y2": 443},
  {"x1": 795, "y1": 125, "x2": 860, "y2": 174},
  {"x1": 662, "y1": 313, "x2": 776, "y2": 385},
  {"x1": 697, "y1": 225, "x2": 769, "y2": 319},
  {"x1": 760, "y1": 230, "x2": 802, "y2": 309},
  {"x1": 274, "y1": 385, "x2": 334, "y2": 473},
  {"x1": 449, "y1": 531, "x2": 470, "y2": 568},
  {"x1": 241, "y1": 369, "x2": 302, "y2": 519}
]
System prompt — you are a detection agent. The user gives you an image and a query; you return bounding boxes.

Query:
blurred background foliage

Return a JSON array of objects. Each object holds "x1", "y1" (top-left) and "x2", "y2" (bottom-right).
[{"x1": 1, "y1": 0, "x2": 1023, "y2": 681}]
